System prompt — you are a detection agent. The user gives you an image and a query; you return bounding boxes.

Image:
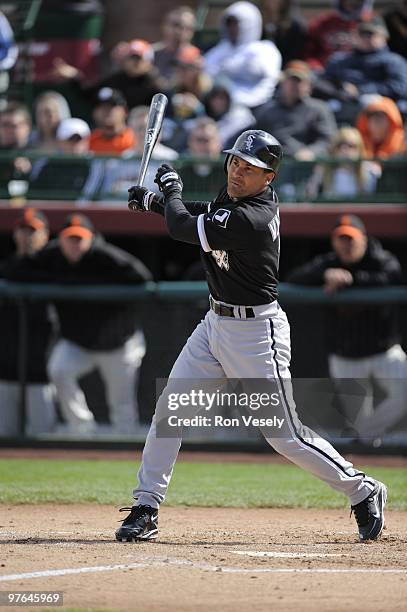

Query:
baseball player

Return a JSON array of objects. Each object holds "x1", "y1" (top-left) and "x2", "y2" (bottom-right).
[{"x1": 116, "y1": 129, "x2": 386, "y2": 543}]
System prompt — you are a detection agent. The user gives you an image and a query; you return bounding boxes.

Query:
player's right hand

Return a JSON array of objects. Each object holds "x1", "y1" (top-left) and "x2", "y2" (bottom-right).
[{"x1": 128, "y1": 186, "x2": 157, "y2": 212}]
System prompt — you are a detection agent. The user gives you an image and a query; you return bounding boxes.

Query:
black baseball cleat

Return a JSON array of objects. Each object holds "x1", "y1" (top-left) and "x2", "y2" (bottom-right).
[
  {"x1": 351, "y1": 481, "x2": 387, "y2": 542},
  {"x1": 115, "y1": 505, "x2": 158, "y2": 542}
]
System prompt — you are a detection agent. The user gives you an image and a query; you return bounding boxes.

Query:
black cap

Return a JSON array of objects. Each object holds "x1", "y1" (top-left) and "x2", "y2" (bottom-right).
[
  {"x1": 16, "y1": 207, "x2": 48, "y2": 231},
  {"x1": 60, "y1": 213, "x2": 95, "y2": 239},
  {"x1": 95, "y1": 87, "x2": 127, "y2": 108},
  {"x1": 358, "y1": 16, "x2": 389, "y2": 37},
  {"x1": 332, "y1": 214, "x2": 366, "y2": 239}
]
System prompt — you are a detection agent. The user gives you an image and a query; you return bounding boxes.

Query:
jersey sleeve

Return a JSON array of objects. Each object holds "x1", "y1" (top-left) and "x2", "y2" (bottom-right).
[{"x1": 197, "y1": 208, "x2": 251, "y2": 252}]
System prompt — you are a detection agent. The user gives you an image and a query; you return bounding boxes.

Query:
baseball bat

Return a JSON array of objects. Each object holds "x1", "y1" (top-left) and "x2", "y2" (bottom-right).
[{"x1": 137, "y1": 93, "x2": 168, "y2": 187}]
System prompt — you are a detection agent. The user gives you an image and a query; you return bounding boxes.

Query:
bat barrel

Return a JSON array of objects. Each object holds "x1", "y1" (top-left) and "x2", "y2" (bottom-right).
[{"x1": 138, "y1": 93, "x2": 168, "y2": 186}]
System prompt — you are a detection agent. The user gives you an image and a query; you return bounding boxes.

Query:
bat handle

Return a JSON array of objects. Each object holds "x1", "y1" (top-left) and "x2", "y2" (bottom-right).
[{"x1": 138, "y1": 166, "x2": 147, "y2": 187}]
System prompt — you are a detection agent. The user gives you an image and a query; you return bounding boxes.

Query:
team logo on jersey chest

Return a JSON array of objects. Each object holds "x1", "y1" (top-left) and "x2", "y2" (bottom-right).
[{"x1": 211, "y1": 249, "x2": 229, "y2": 270}]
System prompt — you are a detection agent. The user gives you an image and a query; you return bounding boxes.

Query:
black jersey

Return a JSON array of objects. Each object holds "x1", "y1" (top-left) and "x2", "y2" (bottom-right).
[{"x1": 197, "y1": 185, "x2": 280, "y2": 305}]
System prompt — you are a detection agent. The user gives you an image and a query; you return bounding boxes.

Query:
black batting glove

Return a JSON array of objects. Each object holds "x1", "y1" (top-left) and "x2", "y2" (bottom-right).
[
  {"x1": 128, "y1": 186, "x2": 160, "y2": 212},
  {"x1": 154, "y1": 164, "x2": 183, "y2": 198}
]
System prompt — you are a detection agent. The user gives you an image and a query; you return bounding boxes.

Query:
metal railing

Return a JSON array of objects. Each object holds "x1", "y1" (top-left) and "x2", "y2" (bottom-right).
[{"x1": 0, "y1": 152, "x2": 406, "y2": 204}]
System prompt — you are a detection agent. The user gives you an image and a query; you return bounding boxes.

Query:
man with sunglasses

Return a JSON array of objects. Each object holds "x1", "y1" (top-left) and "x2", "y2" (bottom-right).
[{"x1": 117, "y1": 130, "x2": 387, "y2": 544}]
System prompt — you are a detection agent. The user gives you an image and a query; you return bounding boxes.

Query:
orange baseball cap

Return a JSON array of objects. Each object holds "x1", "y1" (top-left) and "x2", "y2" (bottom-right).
[
  {"x1": 59, "y1": 213, "x2": 95, "y2": 240},
  {"x1": 332, "y1": 214, "x2": 366, "y2": 240},
  {"x1": 16, "y1": 207, "x2": 48, "y2": 231},
  {"x1": 175, "y1": 45, "x2": 202, "y2": 67}
]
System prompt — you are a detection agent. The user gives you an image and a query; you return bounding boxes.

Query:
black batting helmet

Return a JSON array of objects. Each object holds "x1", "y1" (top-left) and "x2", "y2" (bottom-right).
[{"x1": 223, "y1": 129, "x2": 283, "y2": 174}]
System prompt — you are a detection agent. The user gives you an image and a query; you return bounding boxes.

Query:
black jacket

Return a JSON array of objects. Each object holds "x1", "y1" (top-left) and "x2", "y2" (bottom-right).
[
  {"x1": 0, "y1": 255, "x2": 54, "y2": 383},
  {"x1": 5, "y1": 237, "x2": 152, "y2": 351},
  {"x1": 286, "y1": 238, "x2": 402, "y2": 358}
]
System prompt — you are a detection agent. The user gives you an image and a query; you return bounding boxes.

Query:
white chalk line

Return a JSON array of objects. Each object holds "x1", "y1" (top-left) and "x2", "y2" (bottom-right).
[
  {"x1": 1, "y1": 558, "x2": 407, "y2": 582},
  {"x1": 233, "y1": 551, "x2": 345, "y2": 559}
]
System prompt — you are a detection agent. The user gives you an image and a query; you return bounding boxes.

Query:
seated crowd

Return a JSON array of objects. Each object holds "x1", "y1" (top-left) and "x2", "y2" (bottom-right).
[{"x1": 0, "y1": 0, "x2": 406, "y2": 204}]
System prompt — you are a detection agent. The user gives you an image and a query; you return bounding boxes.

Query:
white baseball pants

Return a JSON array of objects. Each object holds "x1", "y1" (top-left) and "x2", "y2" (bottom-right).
[
  {"x1": 134, "y1": 302, "x2": 376, "y2": 509},
  {"x1": 329, "y1": 344, "x2": 407, "y2": 439},
  {"x1": 47, "y1": 331, "x2": 145, "y2": 431}
]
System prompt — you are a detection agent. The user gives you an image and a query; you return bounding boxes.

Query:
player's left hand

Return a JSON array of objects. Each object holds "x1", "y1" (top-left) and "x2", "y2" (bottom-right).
[
  {"x1": 128, "y1": 185, "x2": 158, "y2": 212},
  {"x1": 155, "y1": 164, "x2": 183, "y2": 198}
]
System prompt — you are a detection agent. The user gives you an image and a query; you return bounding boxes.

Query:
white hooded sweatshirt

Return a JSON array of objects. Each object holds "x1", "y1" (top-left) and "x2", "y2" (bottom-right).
[{"x1": 204, "y1": 1, "x2": 281, "y2": 108}]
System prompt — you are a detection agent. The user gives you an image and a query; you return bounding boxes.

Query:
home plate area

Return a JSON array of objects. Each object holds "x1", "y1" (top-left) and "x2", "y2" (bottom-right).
[{"x1": 1, "y1": 505, "x2": 406, "y2": 611}]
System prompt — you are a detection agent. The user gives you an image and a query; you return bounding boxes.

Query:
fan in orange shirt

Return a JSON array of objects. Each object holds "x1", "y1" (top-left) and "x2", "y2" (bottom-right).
[
  {"x1": 356, "y1": 96, "x2": 407, "y2": 159},
  {"x1": 89, "y1": 88, "x2": 136, "y2": 155}
]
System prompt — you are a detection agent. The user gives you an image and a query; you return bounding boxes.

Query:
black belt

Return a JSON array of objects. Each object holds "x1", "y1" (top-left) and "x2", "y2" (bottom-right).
[{"x1": 209, "y1": 296, "x2": 255, "y2": 318}]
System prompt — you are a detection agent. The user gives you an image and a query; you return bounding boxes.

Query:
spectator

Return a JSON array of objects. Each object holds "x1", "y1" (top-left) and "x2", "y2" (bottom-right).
[
  {"x1": 204, "y1": 1, "x2": 282, "y2": 109},
  {"x1": 0, "y1": 102, "x2": 32, "y2": 150},
  {"x1": 163, "y1": 45, "x2": 211, "y2": 151},
  {"x1": 182, "y1": 117, "x2": 224, "y2": 197},
  {"x1": 170, "y1": 45, "x2": 211, "y2": 110},
  {"x1": 153, "y1": 6, "x2": 197, "y2": 84},
  {"x1": 53, "y1": 39, "x2": 162, "y2": 110},
  {"x1": 0, "y1": 103, "x2": 32, "y2": 195},
  {"x1": 0, "y1": 208, "x2": 55, "y2": 436},
  {"x1": 356, "y1": 96, "x2": 407, "y2": 159},
  {"x1": 263, "y1": 0, "x2": 308, "y2": 66},
  {"x1": 30, "y1": 91, "x2": 71, "y2": 153},
  {"x1": 89, "y1": 88, "x2": 135, "y2": 155},
  {"x1": 256, "y1": 61, "x2": 337, "y2": 160},
  {"x1": 304, "y1": 0, "x2": 374, "y2": 70},
  {"x1": 203, "y1": 82, "x2": 255, "y2": 148},
  {"x1": 27, "y1": 118, "x2": 101, "y2": 202},
  {"x1": 0, "y1": 10, "x2": 18, "y2": 95},
  {"x1": 97, "y1": 106, "x2": 178, "y2": 198},
  {"x1": 383, "y1": 0, "x2": 407, "y2": 60},
  {"x1": 187, "y1": 117, "x2": 222, "y2": 159},
  {"x1": 286, "y1": 214, "x2": 406, "y2": 442},
  {"x1": 56, "y1": 117, "x2": 90, "y2": 154},
  {"x1": 128, "y1": 107, "x2": 178, "y2": 162},
  {"x1": 306, "y1": 126, "x2": 380, "y2": 199},
  {"x1": 323, "y1": 16, "x2": 407, "y2": 105},
  {"x1": 10, "y1": 213, "x2": 152, "y2": 434}
]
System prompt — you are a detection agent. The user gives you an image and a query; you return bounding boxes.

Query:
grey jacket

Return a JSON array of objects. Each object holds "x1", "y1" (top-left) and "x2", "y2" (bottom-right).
[{"x1": 256, "y1": 95, "x2": 336, "y2": 157}]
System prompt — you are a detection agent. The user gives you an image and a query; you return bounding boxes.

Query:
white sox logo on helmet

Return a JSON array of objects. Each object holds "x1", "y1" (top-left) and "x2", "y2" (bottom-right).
[{"x1": 244, "y1": 134, "x2": 255, "y2": 151}]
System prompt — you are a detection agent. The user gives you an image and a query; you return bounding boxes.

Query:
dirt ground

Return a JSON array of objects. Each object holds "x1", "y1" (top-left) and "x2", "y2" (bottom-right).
[{"x1": 1, "y1": 505, "x2": 406, "y2": 612}]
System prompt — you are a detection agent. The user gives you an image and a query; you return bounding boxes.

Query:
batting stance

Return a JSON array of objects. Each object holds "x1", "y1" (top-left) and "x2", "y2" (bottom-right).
[{"x1": 117, "y1": 130, "x2": 386, "y2": 543}]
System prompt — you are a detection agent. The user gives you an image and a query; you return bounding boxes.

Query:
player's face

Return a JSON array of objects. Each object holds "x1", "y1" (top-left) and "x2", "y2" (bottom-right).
[
  {"x1": 332, "y1": 234, "x2": 367, "y2": 264},
  {"x1": 227, "y1": 156, "x2": 275, "y2": 199}
]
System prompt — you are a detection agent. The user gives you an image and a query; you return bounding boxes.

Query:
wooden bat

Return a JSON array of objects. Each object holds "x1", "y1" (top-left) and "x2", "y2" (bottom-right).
[{"x1": 137, "y1": 93, "x2": 168, "y2": 187}]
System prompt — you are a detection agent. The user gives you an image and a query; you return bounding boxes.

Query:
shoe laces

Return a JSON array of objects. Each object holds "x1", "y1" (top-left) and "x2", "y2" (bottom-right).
[
  {"x1": 118, "y1": 505, "x2": 154, "y2": 524},
  {"x1": 350, "y1": 493, "x2": 375, "y2": 527}
]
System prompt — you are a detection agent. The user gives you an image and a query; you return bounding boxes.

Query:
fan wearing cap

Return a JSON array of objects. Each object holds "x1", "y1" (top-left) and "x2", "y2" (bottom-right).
[
  {"x1": 256, "y1": 60, "x2": 336, "y2": 160},
  {"x1": 89, "y1": 88, "x2": 135, "y2": 155},
  {"x1": 28, "y1": 118, "x2": 100, "y2": 202},
  {"x1": 0, "y1": 208, "x2": 55, "y2": 436},
  {"x1": 323, "y1": 16, "x2": 407, "y2": 104},
  {"x1": 287, "y1": 214, "x2": 406, "y2": 441},
  {"x1": 56, "y1": 117, "x2": 90, "y2": 155},
  {"x1": 17, "y1": 213, "x2": 152, "y2": 434},
  {"x1": 53, "y1": 38, "x2": 162, "y2": 111}
]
